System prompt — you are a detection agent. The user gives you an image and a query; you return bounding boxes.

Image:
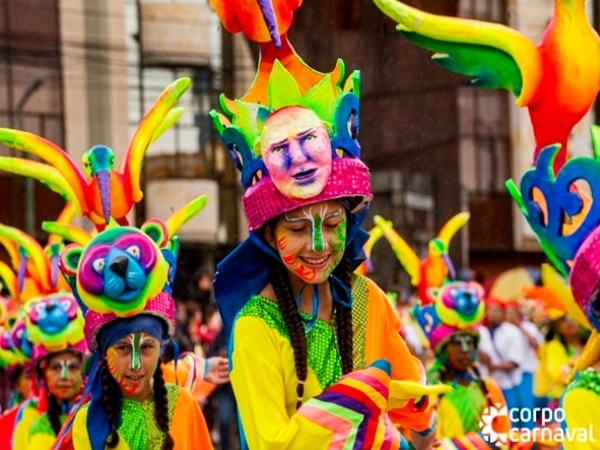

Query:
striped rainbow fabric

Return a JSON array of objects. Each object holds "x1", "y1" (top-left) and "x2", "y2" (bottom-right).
[{"x1": 297, "y1": 359, "x2": 409, "y2": 449}]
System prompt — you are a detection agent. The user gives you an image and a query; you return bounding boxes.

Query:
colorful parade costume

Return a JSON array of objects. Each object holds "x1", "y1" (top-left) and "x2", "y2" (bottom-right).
[
  {"x1": 372, "y1": 0, "x2": 600, "y2": 173},
  {"x1": 507, "y1": 129, "x2": 600, "y2": 449},
  {"x1": 0, "y1": 73, "x2": 213, "y2": 450},
  {"x1": 373, "y1": 212, "x2": 470, "y2": 306},
  {"x1": 0, "y1": 79, "x2": 190, "y2": 230},
  {"x1": 412, "y1": 287, "x2": 511, "y2": 449},
  {"x1": 230, "y1": 274, "x2": 444, "y2": 449},
  {"x1": 55, "y1": 216, "x2": 213, "y2": 450},
  {"x1": 0, "y1": 210, "x2": 85, "y2": 450},
  {"x1": 207, "y1": 1, "x2": 446, "y2": 449},
  {"x1": 12, "y1": 294, "x2": 86, "y2": 450},
  {"x1": 0, "y1": 313, "x2": 33, "y2": 450}
]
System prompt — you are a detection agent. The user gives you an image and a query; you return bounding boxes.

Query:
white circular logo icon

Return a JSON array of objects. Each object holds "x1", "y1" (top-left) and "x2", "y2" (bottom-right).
[{"x1": 480, "y1": 403, "x2": 508, "y2": 445}]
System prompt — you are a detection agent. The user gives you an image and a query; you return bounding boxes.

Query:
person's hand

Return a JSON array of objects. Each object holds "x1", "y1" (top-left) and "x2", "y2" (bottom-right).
[
  {"x1": 409, "y1": 412, "x2": 439, "y2": 450},
  {"x1": 205, "y1": 356, "x2": 230, "y2": 384},
  {"x1": 410, "y1": 429, "x2": 440, "y2": 450}
]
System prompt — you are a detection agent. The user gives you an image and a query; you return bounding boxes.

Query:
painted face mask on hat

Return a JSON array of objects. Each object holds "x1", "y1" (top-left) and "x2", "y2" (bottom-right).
[{"x1": 260, "y1": 106, "x2": 332, "y2": 199}]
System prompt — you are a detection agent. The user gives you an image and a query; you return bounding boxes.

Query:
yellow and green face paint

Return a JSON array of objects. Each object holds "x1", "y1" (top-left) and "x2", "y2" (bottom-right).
[
  {"x1": 275, "y1": 201, "x2": 347, "y2": 284},
  {"x1": 105, "y1": 332, "x2": 160, "y2": 400},
  {"x1": 45, "y1": 353, "x2": 83, "y2": 400}
]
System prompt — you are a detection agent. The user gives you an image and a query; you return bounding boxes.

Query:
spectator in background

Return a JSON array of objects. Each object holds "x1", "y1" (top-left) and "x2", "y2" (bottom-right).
[
  {"x1": 478, "y1": 298, "x2": 525, "y2": 427},
  {"x1": 208, "y1": 328, "x2": 237, "y2": 450},
  {"x1": 188, "y1": 269, "x2": 216, "y2": 314},
  {"x1": 538, "y1": 314, "x2": 588, "y2": 410},
  {"x1": 505, "y1": 300, "x2": 544, "y2": 429}
]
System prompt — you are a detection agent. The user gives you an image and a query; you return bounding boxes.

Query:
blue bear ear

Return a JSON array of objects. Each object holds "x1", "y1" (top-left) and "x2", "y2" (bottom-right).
[
  {"x1": 140, "y1": 220, "x2": 167, "y2": 247},
  {"x1": 161, "y1": 246, "x2": 178, "y2": 294}
]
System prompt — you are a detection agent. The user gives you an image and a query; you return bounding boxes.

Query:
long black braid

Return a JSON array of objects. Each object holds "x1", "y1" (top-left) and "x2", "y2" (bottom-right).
[
  {"x1": 269, "y1": 251, "x2": 355, "y2": 409},
  {"x1": 47, "y1": 393, "x2": 64, "y2": 436},
  {"x1": 331, "y1": 253, "x2": 355, "y2": 375},
  {"x1": 269, "y1": 260, "x2": 308, "y2": 409},
  {"x1": 152, "y1": 364, "x2": 174, "y2": 450}
]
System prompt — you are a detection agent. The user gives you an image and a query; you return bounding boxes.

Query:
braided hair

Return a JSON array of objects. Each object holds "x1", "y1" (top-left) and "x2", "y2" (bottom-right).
[
  {"x1": 269, "y1": 250, "x2": 355, "y2": 409},
  {"x1": 47, "y1": 393, "x2": 64, "y2": 436},
  {"x1": 101, "y1": 362, "x2": 174, "y2": 449},
  {"x1": 152, "y1": 364, "x2": 174, "y2": 450}
]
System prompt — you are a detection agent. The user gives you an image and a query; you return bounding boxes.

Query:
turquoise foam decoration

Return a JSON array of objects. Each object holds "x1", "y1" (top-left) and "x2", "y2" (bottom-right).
[{"x1": 507, "y1": 143, "x2": 600, "y2": 275}]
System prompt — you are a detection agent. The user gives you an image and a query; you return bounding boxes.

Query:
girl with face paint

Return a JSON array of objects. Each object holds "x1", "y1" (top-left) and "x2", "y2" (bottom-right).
[
  {"x1": 10, "y1": 295, "x2": 87, "y2": 450},
  {"x1": 412, "y1": 289, "x2": 512, "y2": 447},
  {"x1": 209, "y1": 1, "x2": 444, "y2": 448},
  {"x1": 65, "y1": 311, "x2": 213, "y2": 450},
  {"x1": 52, "y1": 221, "x2": 214, "y2": 450},
  {"x1": 217, "y1": 193, "x2": 442, "y2": 450},
  {"x1": 21, "y1": 350, "x2": 84, "y2": 450}
]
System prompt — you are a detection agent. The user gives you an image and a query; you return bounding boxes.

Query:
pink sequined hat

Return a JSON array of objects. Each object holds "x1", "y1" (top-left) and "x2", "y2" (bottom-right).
[
  {"x1": 83, "y1": 291, "x2": 176, "y2": 352},
  {"x1": 243, "y1": 158, "x2": 372, "y2": 231},
  {"x1": 570, "y1": 226, "x2": 600, "y2": 328}
]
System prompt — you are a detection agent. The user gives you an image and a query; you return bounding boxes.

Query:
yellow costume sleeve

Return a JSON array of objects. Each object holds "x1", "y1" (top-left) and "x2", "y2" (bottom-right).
[
  {"x1": 364, "y1": 277, "x2": 435, "y2": 432},
  {"x1": 12, "y1": 406, "x2": 40, "y2": 450},
  {"x1": 562, "y1": 387, "x2": 600, "y2": 449},
  {"x1": 72, "y1": 406, "x2": 130, "y2": 450},
  {"x1": 72, "y1": 407, "x2": 92, "y2": 450},
  {"x1": 545, "y1": 339, "x2": 571, "y2": 398},
  {"x1": 25, "y1": 431, "x2": 55, "y2": 450},
  {"x1": 230, "y1": 315, "x2": 333, "y2": 450}
]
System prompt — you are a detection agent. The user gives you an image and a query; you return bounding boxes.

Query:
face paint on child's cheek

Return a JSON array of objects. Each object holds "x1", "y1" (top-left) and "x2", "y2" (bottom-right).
[
  {"x1": 106, "y1": 348, "x2": 137, "y2": 395},
  {"x1": 106, "y1": 348, "x2": 124, "y2": 384},
  {"x1": 323, "y1": 219, "x2": 347, "y2": 278},
  {"x1": 276, "y1": 229, "x2": 316, "y2": 281}
]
